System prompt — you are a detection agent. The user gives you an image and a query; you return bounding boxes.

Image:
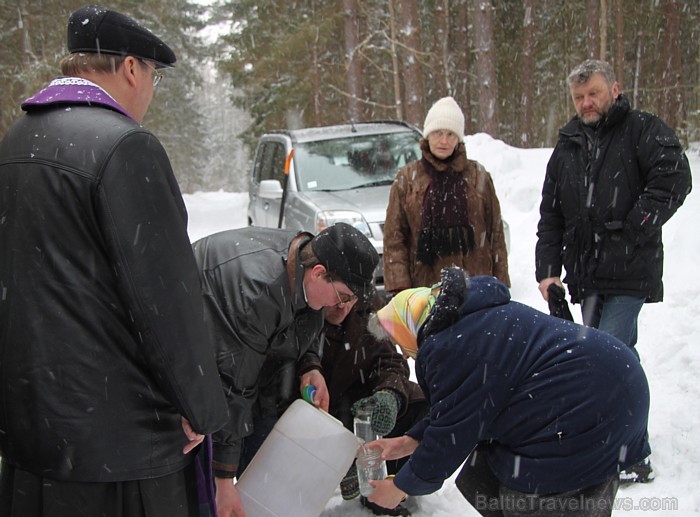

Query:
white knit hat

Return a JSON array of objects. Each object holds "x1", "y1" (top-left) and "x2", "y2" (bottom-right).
[{"x1": 422, "y1": 96, "x2": 465, "y2": 139}]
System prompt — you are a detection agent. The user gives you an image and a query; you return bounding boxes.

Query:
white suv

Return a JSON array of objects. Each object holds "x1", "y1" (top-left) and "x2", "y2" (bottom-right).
[{"x1": 247, "y1": 121, "x2": 423, "y2": 292}]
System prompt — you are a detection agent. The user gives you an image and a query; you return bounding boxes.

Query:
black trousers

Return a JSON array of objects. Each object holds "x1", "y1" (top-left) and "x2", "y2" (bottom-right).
[
  {"x1": 0, "y1": 458, "x2": 200, "y2": 517},
  {"x1": 456, "y1": 445, "x2": 620, "y2": 517}
]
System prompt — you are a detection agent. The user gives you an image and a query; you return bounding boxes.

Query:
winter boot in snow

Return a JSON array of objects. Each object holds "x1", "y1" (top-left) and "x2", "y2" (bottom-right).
[
  {"x1": 620, "y1": 457, "x2": 655, "y2": 484},
  {"x1": 360, "y1": 496, "x2": 411, "y2": 516}
]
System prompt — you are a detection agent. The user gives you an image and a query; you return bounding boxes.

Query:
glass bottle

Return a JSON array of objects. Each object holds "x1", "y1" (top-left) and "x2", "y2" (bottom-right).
[{"x1": 353, "y1": 406, "x2": 378, "y2": 444}]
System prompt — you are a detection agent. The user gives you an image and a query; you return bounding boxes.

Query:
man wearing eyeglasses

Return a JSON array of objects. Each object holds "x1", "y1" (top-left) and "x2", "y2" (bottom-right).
[
  {"x1": 0, "y1": 5, "x2": 228, "y2": 517},
  {"x1": 191, "y1": 223, "x2": 379, "y2": 517}
]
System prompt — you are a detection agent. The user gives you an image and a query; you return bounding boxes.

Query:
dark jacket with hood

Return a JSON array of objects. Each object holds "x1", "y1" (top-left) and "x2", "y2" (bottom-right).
[
  {"x1": 393, "y1": 268, "x2": 650, "y2": 496},
  {"x1": 0, "y1": 78, "x2": 228, "y2": 482},
  {"x1": 192, "y1": 227, "x2": 324, "y2": 477},
  {"x1": 321, "y1": 298, "x2": 425, "y2": 430},
  {"x1": 536, "y1": 93, "x2": 692, "y2": 303}
]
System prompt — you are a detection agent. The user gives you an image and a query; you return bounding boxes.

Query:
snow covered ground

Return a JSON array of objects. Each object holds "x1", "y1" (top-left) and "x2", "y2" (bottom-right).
[{"x1": 184, "y1": 134, "x2": 699, "y2": 516}]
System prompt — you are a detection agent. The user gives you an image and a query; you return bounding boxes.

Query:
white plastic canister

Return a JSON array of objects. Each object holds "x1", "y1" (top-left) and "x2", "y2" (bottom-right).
[{"x1": 236, "y1": 399, "x2": 361, "y2": 517}]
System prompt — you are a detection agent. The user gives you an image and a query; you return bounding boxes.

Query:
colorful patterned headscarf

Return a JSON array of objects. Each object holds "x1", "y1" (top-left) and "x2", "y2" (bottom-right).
[{"x1": 376, "y1": 287, "x2": 437, "y2": 358}]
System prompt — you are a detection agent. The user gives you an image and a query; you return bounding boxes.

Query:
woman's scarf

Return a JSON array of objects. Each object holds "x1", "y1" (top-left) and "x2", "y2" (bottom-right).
[
  {"x1": 416, "y1": 140, "x2": 475, "y2": 265},
  {"x1": 375, "y1": 287, "x2": 437, "y2": 358}
]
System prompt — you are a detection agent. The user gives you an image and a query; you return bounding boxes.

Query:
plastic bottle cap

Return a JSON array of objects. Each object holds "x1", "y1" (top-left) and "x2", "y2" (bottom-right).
[{"x1": 302, "y1": 385, "x2": 316, "y2": 404}]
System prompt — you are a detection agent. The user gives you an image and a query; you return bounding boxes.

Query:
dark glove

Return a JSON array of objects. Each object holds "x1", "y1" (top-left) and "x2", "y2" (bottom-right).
[
  {"x1": 351, "y1": 390, "x2": 400, "y2": 437},
  {"x1": 340, "y1": 463, "x2": 359, "y2": 500},
  {"x1": 547, "y1": 283, "x2": 574, "y2": 322}
]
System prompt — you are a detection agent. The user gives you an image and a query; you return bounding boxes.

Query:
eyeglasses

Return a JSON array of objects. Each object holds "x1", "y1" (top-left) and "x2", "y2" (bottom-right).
[
  {"x1": 140, "y1": 59, "x2": 163, "y2": 87},
  {"x1": 331, "y1": 281, "x2": 357, "y2": 308}
]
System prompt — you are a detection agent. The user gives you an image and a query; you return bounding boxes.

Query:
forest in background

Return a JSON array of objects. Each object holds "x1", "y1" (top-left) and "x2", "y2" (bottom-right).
[{"x1": 1, "y1": 0, "x2": 698, "y2": 192}]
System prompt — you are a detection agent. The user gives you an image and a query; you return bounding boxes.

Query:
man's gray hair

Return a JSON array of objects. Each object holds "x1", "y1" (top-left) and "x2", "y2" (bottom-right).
[{"x1": 568, "y1": 59, "x2": 616, "y2": 86}]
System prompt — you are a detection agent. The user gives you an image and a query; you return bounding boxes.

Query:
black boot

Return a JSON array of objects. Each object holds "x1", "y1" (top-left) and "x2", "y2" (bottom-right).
[
  {"x1": 620, "y1": 457, "x2": 655, "y2": 484},
  {"x1": 360, "y1": 496, "x2": 411, "y2": 516}
]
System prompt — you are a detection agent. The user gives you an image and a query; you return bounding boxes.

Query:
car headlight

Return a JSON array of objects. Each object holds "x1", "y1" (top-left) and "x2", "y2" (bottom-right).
[{"x1": 315, "y1": 210, "x2": 371, "y2": 238}]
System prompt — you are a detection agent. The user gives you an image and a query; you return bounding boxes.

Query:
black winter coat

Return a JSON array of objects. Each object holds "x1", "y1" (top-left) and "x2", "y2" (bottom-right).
[
  {"x1": 0, "y1": 83, "x2": 228, "y2": 482},
  {"x1": 536, "y1": 94, "x2": 692, "y2": 303},
  {"x1": 192, "y1": 228, "x2": 324, "y2": 475}
]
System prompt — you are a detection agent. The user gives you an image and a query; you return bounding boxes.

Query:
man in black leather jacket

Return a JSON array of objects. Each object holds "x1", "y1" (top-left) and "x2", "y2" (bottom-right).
[
  {"x1": 192, "y1": 223, "x2": 379, "y2": 517},
  {"x1": 535, "y1": 59, "x2": 692, "y2": 484},
  {"x1": 0, "y1": 6, "x2": 228, "y2": 517}
]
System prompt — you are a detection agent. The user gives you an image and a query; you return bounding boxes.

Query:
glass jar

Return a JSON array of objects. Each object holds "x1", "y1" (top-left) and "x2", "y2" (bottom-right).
[
  {"x1": 354, "y1": 407, "x2": 387, "y2": 496},
  {"x1": 356, "y1": 445, "x2": 388, "y2": 497}
]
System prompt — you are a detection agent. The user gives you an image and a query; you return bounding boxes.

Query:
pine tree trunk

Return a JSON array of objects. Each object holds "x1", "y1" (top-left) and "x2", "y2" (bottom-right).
[
  {"x1": 599, "y1": 0, "x2": 608, "y2": 60},
  {"x1": 613, "y1": 0, "x2": 625, "y2": 88},
  {"x1": 452, "y1": 0, "x2": 472, "y2": 134},
  {"x1": 342, "y1": 0, "x2": 363, "y2": 121},
  {"x1": 586, "y1": 0, "x2": 600, "y2": 58},
  {"x1": 518, "y1": 0, "x2": 536, "y2": 146},
  {"x1": 472, "y1": 0, "x2": 500, "y2": 138},
  {"x1": 388, "y1": 0, "x2": 404, "y2": 120},
  {"x1": 633, "y1": 27, "x2": 643, "y2": 110},
  {"x1": 433, "y1": 0, "x2": 450, "y2": 99},
  {"x1": 660, "y1": 0, "x2": 684, "y2": 130},
  {"x1": 397, "y1": 0, "x2": 425, "y2": 126}
]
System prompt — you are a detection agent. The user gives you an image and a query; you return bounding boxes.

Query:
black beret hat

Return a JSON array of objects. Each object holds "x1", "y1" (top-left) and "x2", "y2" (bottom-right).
[
  {"x1": 311, "y1": 222, "x2": 379, "y2": 301},
  {"x1": 67, "y1": 5, "x2": 176, "y2": 68}
]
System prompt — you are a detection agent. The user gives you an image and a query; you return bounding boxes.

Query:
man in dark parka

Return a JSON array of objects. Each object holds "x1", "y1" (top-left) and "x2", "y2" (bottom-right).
[
  {"x1": 535, "y1": 59, "x2": 691, "y2": 483},
  {"x1": 536, "y1": 59, "x2": 691, "y2": 351}
]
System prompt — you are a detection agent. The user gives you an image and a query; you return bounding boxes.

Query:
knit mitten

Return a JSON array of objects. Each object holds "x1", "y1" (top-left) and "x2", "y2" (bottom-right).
[
  {"x1": 352, "y1": 390, "x2": 400, "y2": 437},
  {"x1": 340, "y1": 463, "x2": 360, "y2": 500}
]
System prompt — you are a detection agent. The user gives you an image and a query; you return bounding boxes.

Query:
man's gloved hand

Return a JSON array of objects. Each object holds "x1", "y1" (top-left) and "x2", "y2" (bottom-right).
[
  {"x1": 352, "y1": 390, "x2": 400, "y2": 437},
  {"x1": 340, "y1": 463, "x2": 359, "y2": 500},
  {"x1": 546, "y1": 283, "x2": 574, "y2": 322}
]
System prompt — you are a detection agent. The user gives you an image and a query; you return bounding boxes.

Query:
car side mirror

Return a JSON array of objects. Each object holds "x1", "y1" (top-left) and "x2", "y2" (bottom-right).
[{"x1": 259, "y1": 179, "x2": 284, "y2": 200}]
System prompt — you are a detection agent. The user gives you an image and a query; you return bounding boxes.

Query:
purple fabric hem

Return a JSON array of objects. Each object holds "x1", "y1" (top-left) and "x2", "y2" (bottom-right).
[{"x1": 195, "y1": 435, "x2": 218, "y2": 517}]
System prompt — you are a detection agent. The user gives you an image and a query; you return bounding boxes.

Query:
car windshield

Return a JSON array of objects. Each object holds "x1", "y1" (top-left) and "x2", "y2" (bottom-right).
[{"x1": 293, "y1": 131, "x2": 421, "y2": 192}]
